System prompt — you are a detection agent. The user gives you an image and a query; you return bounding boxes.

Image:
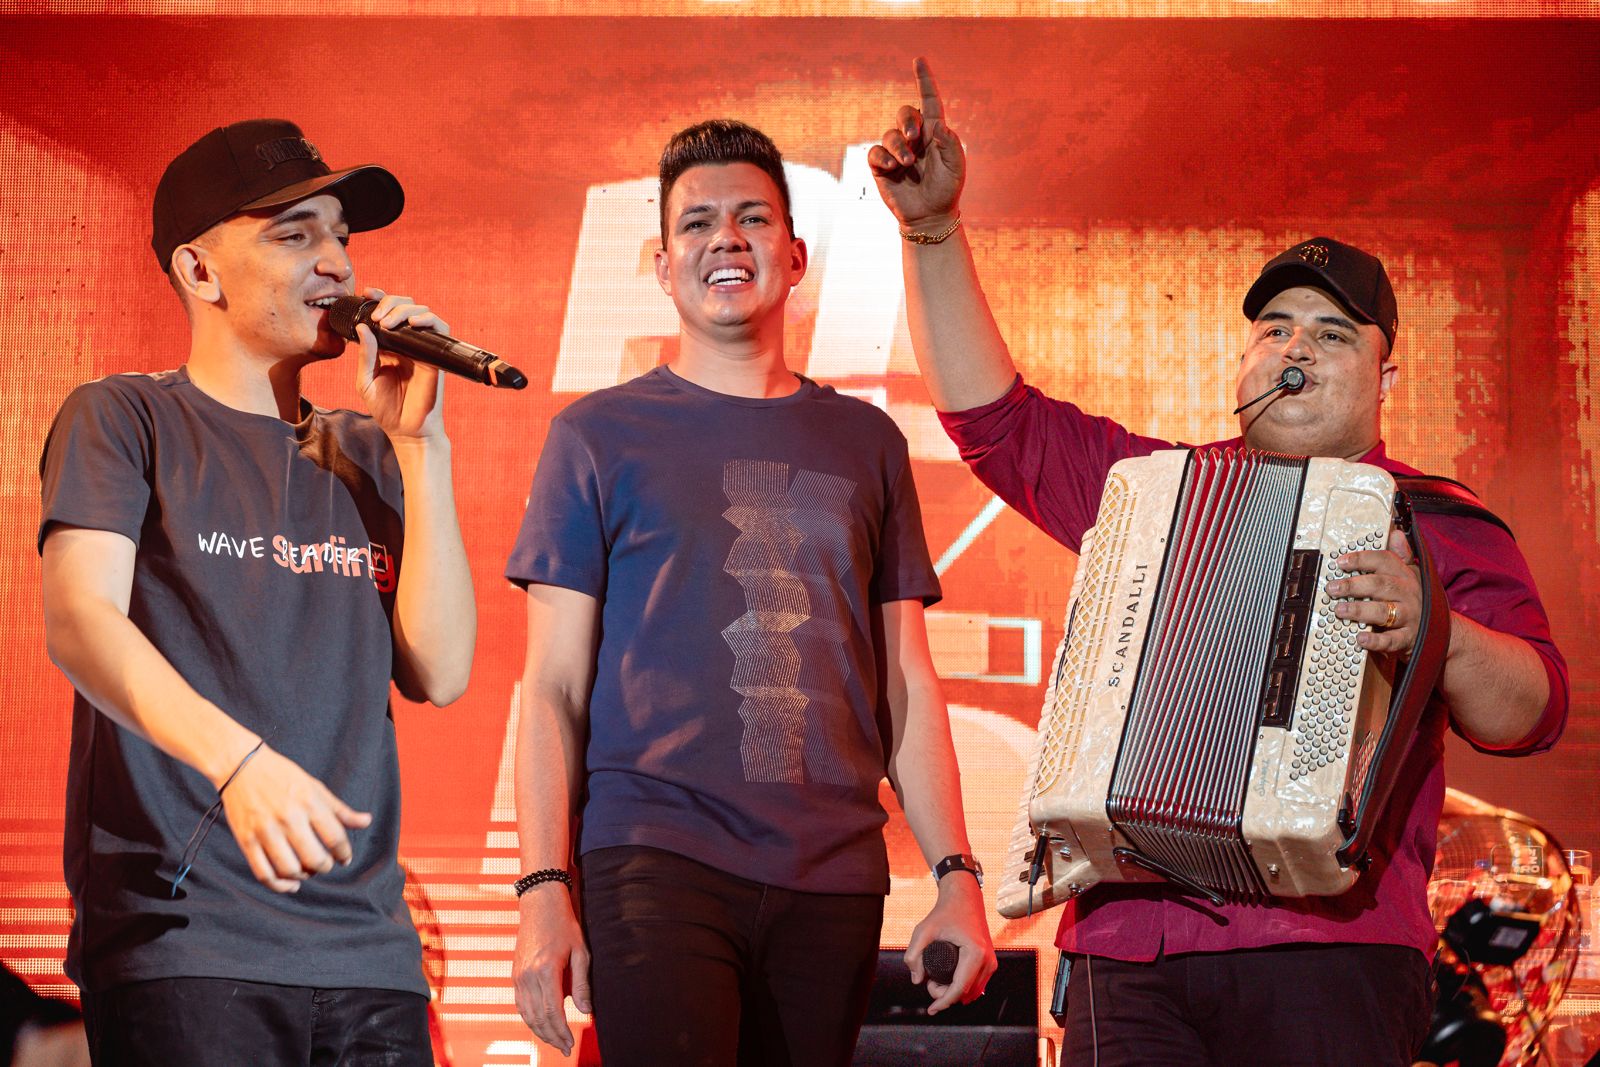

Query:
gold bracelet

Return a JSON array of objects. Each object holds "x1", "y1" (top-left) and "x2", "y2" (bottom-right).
[{"x1": 900, "y1": 216, "x2": 962, "y2": 245}]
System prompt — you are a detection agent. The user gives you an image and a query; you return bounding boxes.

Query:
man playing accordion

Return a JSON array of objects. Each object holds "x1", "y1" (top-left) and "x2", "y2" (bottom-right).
[{"x1": 869, "y1": 59, "x2": 1568, "y2": 1067}]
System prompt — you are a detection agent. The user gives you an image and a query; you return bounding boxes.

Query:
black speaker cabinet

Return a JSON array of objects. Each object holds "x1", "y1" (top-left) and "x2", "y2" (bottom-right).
[{"x1": 852, "y1": 948, "x2": 1038, "y2": 1066}]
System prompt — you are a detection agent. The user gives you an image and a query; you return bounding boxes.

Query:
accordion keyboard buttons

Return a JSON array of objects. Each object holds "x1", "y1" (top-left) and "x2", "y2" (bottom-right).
[{"x1": 1289, "y1": 545, "x2": 1369, "y2": 783}]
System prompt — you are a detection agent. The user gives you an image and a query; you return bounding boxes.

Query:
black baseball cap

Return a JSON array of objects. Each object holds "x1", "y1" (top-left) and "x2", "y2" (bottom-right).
[
  {"x1": 151, "y1": 119, "x2": 404, "y2": 270},
  {"x1": 1242, "y1": 237, "x2": 1398, "y2": 349}
]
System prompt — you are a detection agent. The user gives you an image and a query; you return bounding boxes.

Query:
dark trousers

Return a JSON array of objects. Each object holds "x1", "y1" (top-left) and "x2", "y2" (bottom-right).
[
  {"x1": 80, "y1": 977, "x2": 431, "y2": 1066},
  {"x1": 580, "y1": 845, "x2": 885, "y2": 1067},
  {"x1": 1060, "y1": 943, "x2": 1433, "y2": 1067}
]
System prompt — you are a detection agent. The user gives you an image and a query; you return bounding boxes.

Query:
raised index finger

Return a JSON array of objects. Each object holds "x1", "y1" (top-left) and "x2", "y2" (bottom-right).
[{"x1": 914, "y1": 56, "x2": 945, "y2": 125}]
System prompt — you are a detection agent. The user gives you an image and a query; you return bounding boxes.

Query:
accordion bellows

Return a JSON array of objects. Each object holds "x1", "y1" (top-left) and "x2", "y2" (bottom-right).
[{"x1": 998, "y1": 447, "x2": 1406, "y2": 918}]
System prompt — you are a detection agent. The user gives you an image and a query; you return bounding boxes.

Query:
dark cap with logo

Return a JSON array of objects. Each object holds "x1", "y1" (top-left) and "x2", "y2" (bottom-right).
[
  {"x1": 151, "y1": 119, "x2": 404, "y2": 270},
  {"x1": 1242, "y1": 237, "x2": 1398, "y2": 349}
]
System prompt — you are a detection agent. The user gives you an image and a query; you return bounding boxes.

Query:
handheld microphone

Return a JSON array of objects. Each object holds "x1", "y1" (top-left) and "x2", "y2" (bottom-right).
[
  {"x1": 922, "y1": 939, "x2": 959, "y2": 986},
  {"x1": 327, "y1": 296, "x2": 528, "y2": 390},
  {"x1": 1233, "y1": 366, "x2": 1306, "y2": 415}
]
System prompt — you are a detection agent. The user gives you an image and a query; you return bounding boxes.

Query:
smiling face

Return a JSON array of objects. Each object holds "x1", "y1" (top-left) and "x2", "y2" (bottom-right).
[
  {"x1": 1235, "y1": 285, "x2": 1397, "y2": 460},
  {"x1": 184, "y1": 193, "x2": 356, "y2": 364},
  {"x1": 653, "y1": 162, "x2": 806, "y2": 347}
]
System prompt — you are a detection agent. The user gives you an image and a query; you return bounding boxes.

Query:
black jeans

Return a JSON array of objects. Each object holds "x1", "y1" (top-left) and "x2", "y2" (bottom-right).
[
  {"x1": 580, "y1": 845, "x2": 885, "y2": 1067},
  {"x1": 80, "y1": 977, "x2": 431, "y2": 1066},
  {"x1": 1060, "y1": 942, "x2": 1433, "y2": 1067}
]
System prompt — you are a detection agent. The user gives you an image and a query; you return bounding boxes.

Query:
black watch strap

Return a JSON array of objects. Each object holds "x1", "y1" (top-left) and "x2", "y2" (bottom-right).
[{"x1": 933, "y1": 853, "x2": 984, "y2": 887}]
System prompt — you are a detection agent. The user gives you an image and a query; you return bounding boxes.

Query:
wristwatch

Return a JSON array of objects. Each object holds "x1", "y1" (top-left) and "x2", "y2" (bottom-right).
[{"x1": 933, "y1": 853, "x2": 985, "y2": 887}]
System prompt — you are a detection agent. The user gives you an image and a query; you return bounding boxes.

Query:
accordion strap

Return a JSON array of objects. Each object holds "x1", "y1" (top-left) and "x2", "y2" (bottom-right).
[
  {"x1": 1393, "y1": 474, "x2": 1514, "y2": 538},
  {"x1": 1335, "y1": 488, "x2": 1453, "y2": 868}
]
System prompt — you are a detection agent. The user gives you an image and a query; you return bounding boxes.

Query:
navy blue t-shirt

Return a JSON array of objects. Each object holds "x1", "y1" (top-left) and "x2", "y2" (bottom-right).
[{"x1": 506, "y1": 366, "x2": 940, "y2": 894}]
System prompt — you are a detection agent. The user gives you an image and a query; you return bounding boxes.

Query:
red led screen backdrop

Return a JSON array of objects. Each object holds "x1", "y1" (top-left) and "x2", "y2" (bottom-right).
[{"x1": 2, "y1": 13, "x2": 1597, "y2": 1065}]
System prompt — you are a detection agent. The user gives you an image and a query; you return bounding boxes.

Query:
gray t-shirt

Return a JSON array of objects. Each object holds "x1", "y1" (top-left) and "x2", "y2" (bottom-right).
[
  {"x1": 38, "y1": 368, "x2": 425, "y2": 995},
  {"x1": 506, "y1": 366, "x2": 940, "y2": 895}
]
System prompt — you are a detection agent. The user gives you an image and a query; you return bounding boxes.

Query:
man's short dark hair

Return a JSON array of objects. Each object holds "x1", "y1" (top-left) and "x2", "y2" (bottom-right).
[{"x1": 658, "y1": 120, "x2": 794, "y2": 242}]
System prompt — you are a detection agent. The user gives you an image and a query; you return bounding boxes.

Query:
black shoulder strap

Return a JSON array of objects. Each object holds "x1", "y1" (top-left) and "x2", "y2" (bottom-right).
[
  {"x1": 1337, "y1": 495, "x2": 1452, "y2": 870},
  {"x1": 1394, "y1": 474, "x2": 1515, "y2": 539}
]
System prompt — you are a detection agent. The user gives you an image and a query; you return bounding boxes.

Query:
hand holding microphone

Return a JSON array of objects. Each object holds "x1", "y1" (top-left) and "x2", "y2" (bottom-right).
[
  {"x1": 329, "y1": 294, "x2": 527, "y2": 390},
  {"x1": 922, "y1": 939, "x2": 960, "y2": 986}
]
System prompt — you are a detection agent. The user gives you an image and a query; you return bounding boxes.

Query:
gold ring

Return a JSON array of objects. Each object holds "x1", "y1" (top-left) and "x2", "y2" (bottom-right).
[{"x1": 1382, "y1": 602, "x2": 1399, "y2": 629}]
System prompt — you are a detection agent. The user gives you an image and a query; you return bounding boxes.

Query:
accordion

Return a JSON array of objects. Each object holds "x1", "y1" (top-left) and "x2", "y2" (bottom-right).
[{"x1": 997, "y1": 447, "x2": 1447, "y2": 918}]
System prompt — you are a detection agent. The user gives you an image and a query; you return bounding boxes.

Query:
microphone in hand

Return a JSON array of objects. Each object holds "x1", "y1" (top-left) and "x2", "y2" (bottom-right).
[
  {"x1": 922, "y1": 939, "x2": 960, "y2": 987},
  {"x1": 328, "y1": 296, "x2": 528, "y2": 390}
]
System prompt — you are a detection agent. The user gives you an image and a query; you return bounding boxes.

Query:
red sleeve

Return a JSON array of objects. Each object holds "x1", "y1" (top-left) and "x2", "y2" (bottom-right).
[
  {"x1": 1419, "y1": 512, "x2": 1568, "y2": 756},
  {"x1": 935, "y1": 376, "x2": 1179, "y2": 551}
]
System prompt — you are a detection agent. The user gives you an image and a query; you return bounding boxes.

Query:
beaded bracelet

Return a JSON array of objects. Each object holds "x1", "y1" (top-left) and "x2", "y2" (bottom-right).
[{"x1": 514, "y1": 868, "x2": 573, "y2": 896}]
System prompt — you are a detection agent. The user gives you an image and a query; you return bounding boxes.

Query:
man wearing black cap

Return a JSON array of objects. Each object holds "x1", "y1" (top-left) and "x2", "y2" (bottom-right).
[
  {"x1": 38, "y1": 120, "x2": 475, "y2": 1064},
  {"x1": 866, "y1": 61, "x2": 1567, "y2": 1065}
]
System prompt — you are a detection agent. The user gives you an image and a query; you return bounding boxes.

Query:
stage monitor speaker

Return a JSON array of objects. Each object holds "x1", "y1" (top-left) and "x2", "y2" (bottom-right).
[{"x1": 852, "y1": 947, "x2": 1038, "y2": 1066}]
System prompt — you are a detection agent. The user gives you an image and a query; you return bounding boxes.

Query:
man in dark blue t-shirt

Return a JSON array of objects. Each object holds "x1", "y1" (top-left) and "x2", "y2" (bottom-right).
[
  {"x1": 38, "y1": 120, "x2": 476, "y2": 1064},
  {"x1": 506, "y1": 120, "x2": 997, "y2": 1065}
]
